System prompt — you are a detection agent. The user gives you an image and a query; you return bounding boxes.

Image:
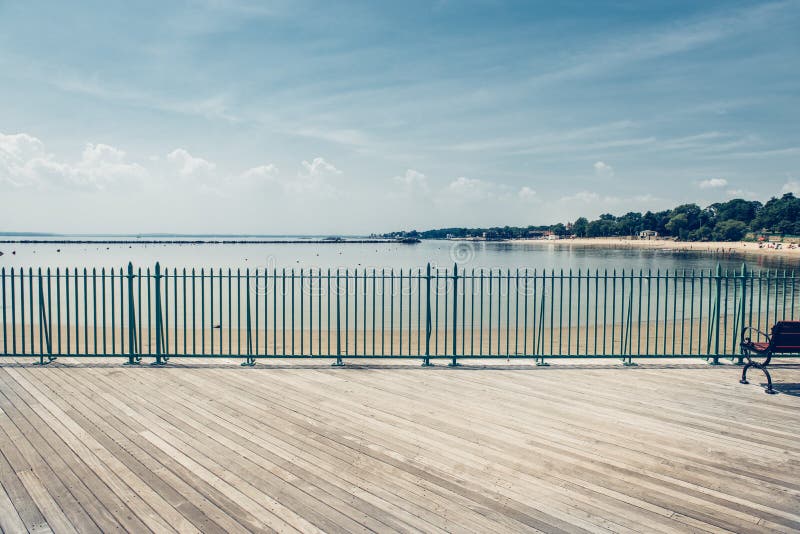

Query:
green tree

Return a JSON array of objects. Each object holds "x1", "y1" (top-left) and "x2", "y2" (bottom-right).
[
  {"x1": 641, "y1": 210, "x2": 670, "y2": 235},
  {"x1": 572, "y1": 217, "x2": 589, "y2": 237},
  {"x1": 587, "y1": 219, "x2": 614, "y2": 237},
  {"x1": 689, "y1": 225, "x2": 713, "y2": 241},
  {"x1": 752, "y1": 193, "x2": 800, "y2": 233},
  {"x1": 665, "y1": 213, "x2": 690, "y2": 239},
  {"x1": 712, "y1": 220, "x2": 748, "y2": 241},
  {"x1": 666, "y1": 204, "x2": 703, "y2": 239},
  {"x1": 709, "y1": 199, "x2": 761, "y2": 224},
  {"x1": 616, "y1": 212, "x2": 643, "y2": 236}
]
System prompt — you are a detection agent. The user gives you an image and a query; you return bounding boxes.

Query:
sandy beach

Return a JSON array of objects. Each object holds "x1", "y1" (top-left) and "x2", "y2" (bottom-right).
[{"x1": 508, "y1": 237, "x2": 800, "y2": 261}]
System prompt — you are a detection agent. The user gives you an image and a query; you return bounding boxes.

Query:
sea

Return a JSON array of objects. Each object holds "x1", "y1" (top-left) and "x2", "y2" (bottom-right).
[{"x1": 0, "y1": 236, "x2": 797, "y2": 273}]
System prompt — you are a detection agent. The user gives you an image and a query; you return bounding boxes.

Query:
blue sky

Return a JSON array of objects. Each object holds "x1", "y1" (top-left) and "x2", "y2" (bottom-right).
[{"x1": 0, "y1": 0, "x2": 798, "y2": 234}]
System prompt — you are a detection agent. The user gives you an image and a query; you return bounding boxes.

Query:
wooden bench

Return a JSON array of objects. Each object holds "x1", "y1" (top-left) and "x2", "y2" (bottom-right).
[{"x1": 740, "y1": 320, "x2": 800, "y2": 394}]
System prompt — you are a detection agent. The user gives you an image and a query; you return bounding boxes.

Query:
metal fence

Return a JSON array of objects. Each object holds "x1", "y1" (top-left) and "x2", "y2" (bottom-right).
[{"x1": 1, "y1": 262, "x2": 798, "y2": 366}]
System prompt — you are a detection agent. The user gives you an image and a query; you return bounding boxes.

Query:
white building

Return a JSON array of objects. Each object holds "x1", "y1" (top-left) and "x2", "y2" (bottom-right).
[{"x1": 639, "y1": 230, "x2": 658, "y2": 240}]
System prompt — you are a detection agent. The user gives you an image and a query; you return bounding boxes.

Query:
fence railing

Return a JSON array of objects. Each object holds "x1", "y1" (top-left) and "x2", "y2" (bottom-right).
[{"x1": 0, "y1": 262, "x2": 797, "y2": 366}]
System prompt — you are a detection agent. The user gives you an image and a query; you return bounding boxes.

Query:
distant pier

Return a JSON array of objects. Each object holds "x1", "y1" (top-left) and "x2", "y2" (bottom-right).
[{"x1": 0, "y1": 238, "x2": 420, "y2": 245}]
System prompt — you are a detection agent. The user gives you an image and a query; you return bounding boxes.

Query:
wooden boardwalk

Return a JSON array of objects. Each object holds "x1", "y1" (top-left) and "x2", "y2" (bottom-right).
[{"x1": 0, "y1": 359, "x2": 798, "y2": 533}]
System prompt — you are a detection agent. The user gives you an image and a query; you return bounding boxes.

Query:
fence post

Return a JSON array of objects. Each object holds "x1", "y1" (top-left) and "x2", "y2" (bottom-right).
[
  {"x1": 536, "y1": 288, "x2": 547, "y2": 365},
  {"x1": 449, "y1": 262, "x2": 460, "y2": 367},
  {"x1": 151, "y1": 262, "x2": 167, "y2": 366},
  {"x1": 124, "y1": 262, "x2": 140, "y2": 365},
  {"x1": 34, "y1": 269, "x2": 54, "y2": 365},
  {"x1": 242, "y1": 268, "x2": 255, "y2": 366},
  {"x1": 332, "y1": 269, "x2": 344, "y2": 366},
  {"x1": 422, "y1": 263, "x2": 433, "y2": 366},
  {"x1": 736, "y1": 263, "x2": 747, "y2": 365},
  {"x1": 623, "y1": 272, "x2": 637, "y2": 366},
  {"x1": 710, "y1": 263, "x2": 722, "y2": 365}
]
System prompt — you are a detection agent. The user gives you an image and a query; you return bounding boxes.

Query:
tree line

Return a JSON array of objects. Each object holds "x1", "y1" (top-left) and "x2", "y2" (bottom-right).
[{"x1": 384, "y1": 193, "x2": 799, "y2": 242}]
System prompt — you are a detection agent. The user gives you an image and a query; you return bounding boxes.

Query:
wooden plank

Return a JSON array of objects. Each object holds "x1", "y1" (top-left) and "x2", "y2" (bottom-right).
[
  {"x1": 0, "y1": 447, "x2": 51, "y2": 533},
  {"x1": 139, "y1": 366, "x2": 800, "y2": 534},
  {"x1": 3, "y1": 367, "x2": 192, "y2": 533},
  {"x1": 346, "y1": 368, "x2": 794, "y2": 532},
  {"x1": 16, "y1": 470, "x2": 79, "y2": 534},
  {"x1": 33, "y1": 368, "x2": 253, "y2": 534},
  {"x1": 253, "y1": 368, "x2": 792, "y2": 534},
  {"x1": 65, "y1": 370, "x2": 309, "y2": 533},
  {"x1": 85, "y1": 368, "x2": 466, "y2": 534},
  {"x1": 119, "y1": 368, "x2": 528, "y2": 534},
  {"x1": 0, "y1": 424, "x2": 88, "y2": 534},
  {"x1": 0, "y1": 369, "x2": 139, "y2": 531},
  {"x1": 0, "y1": 480, "x2": 28, "y2": 534},
  {"x1": 0, "y1": 361, "x2": 797, "y2": 533},
  {"x1": 82, "y1": 365, "x2": 547, "y2": 533},
  {"x1": 388, "y1": 369, "x2": 800, "y2": 503},
  {"x1": 141, "y1": 430, "x2": 313, "y2": 533},
  {"x1": 181, "y1": 369, "x2": 619, "y2": 533}
]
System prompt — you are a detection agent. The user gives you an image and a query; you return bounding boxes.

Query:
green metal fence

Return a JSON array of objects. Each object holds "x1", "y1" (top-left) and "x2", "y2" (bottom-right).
[{"x1": 0, "y1": 262, "x2": 798, "y2": 366}]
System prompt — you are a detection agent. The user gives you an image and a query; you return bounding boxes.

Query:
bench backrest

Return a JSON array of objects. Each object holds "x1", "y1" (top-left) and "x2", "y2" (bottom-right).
[{"x1": 770, "y1": 321, "x2": 800, "y2": 353}]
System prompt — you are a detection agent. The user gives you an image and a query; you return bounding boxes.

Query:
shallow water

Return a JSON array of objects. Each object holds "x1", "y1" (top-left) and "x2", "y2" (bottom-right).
[{"x1": 0, "y1": 238, "x2": 796, "y2": 273}]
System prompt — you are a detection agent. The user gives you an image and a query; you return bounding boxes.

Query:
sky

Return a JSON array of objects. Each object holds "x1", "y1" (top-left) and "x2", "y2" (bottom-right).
[{"x1": 0, "y1": 0, "x2": 798, "y2": 235}]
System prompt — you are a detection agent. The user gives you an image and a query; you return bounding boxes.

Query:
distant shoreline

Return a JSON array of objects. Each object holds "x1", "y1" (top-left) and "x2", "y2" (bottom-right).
[
  {"x1": 0, "y1": 238, "x2": 414, "y2": 245},
  {"x1": 506, "y1": 237, "x2": 800, "y2": 260}
]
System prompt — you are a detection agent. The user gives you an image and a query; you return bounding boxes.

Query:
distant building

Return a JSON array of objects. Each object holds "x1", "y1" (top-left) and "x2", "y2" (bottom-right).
[
  {"x1": 639, "y1": 230, "x2": 658, "y2": 240},
  {"x1": 543, "y1": 231, "x2": 560, "y2": 240}
]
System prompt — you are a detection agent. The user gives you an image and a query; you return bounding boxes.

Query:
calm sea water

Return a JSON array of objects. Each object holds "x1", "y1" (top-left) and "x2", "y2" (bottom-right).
[{"x1": 0, "y1": 238, "x2": 796, "y2": 273}]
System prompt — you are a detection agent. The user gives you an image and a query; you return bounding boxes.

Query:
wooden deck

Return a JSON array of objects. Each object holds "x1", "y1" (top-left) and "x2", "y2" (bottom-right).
[{"x1": 0, "y1": 359, "x2": 798, "y2": 533}]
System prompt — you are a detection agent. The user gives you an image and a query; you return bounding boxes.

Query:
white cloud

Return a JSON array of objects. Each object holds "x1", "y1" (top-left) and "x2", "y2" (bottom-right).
[
  {"x1": 447, "y1": 176, "x2": 511, "y2": 201},
  {"x1": 73, "y1": 143, "x2": 147, "y2": 189},
  {"x1": 593, "y1": 161, "x2": 614, "y2": 178},
  {"x1": 392, "y1": 169, "x2": 429, "y2": 196},
  {"x1": 781, "y1": 180, "x2": 799, "y2": 195},
  {"x1": 561, "y1": 191, "x2": 604, "y2": 203},
  {"x1": 167, "y1": 148, "x2": 216, "y2": 178},
  {"x1": 0, "y1": 132, "x2": 146, "y2": 190},
  {"x1": 281, "y1": 157, "x2": 343, "y2": 196},
  {"x1": 301, "y1": 157, "x2": 341, "y2": 177},
  {"x1": 0, "y1": 132, "x2": 46, "y2": 163},
  {"x1": 0, "y1": 132, "x2": 53, "y2": 188},
  {"x1": 82, "y1": 142, "x2": 125, "y2": 165},
  {"x1": 447, "y1": 176, "x2": 492, "y2": 199},
  {"x1": 239, "y1": 164, "x2": 279, "y2": 184},
  {"x1": 235, "y1": 159, "x2": 343, "y2": 197},
  {"x1": 518, "y1": 186, "x2": 537, "y2": 200},
  {"x1": 698, "y1": 177, "x2": 728, "y2": 189}
]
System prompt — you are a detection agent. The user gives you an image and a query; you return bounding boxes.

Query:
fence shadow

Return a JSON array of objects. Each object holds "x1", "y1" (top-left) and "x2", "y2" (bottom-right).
[{"x1": 1, "y1": 358, "x2": 799, "y2": 372}]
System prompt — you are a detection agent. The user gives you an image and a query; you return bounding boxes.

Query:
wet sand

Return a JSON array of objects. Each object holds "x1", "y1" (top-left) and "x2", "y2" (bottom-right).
[
  {"x1": 3, "y1": 312, "x2": 788, "y2": 360},
  {"x1": 508, "y1": 237, "x2": 800, "y2": 261}
]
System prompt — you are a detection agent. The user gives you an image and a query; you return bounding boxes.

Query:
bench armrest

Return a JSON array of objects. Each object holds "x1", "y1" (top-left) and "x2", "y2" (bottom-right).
[{"x1": 741, "y1": 326, "x2": 771, "y2": 347}]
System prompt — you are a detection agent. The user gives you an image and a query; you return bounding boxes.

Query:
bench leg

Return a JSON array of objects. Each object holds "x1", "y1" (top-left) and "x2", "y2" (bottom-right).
[
  {"x1": 739, "y1": 362, "x2": 752, "y2": 385},
  {"x1": 760, "y1": 366, "x2": 776, "y2": 394}
]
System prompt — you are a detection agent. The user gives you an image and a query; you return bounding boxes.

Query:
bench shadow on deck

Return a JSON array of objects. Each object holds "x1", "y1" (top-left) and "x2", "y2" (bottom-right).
[{"x1": 0, "y1": 359, "x2": 798, "y2": 533}]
